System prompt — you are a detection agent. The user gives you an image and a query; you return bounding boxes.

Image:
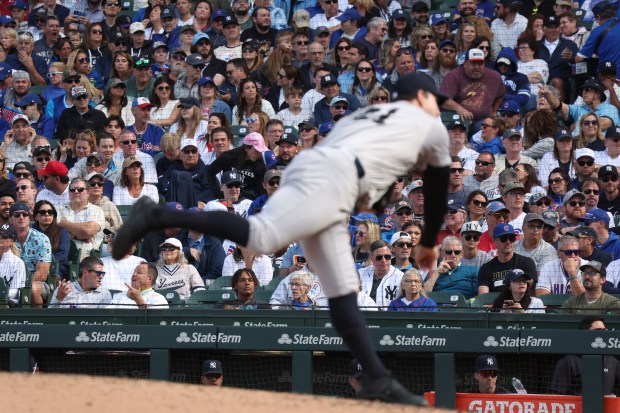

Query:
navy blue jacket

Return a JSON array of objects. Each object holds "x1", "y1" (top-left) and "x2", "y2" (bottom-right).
[
  {"x1": 538, "y1": 37, "x2": 579, "y2": 79},
  {"x1": 183, "y1": 235, "x2": 226, "y2": 281},
  {"x1": 496, "y1": 47, "x2": 531, "y2": 107},
  {"x1": 313, "y1": 92, "x2": 361, "y2": 125}
]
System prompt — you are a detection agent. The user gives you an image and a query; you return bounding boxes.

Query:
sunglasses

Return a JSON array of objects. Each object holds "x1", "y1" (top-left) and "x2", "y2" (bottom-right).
[
  {"x1": 372, "y1": 95, "x2": 388, "y2": 102},
  {"x1": 544, "y1": 224, "x2": 556, "y2": 231},
  {"x1": 267, "y1": 179, "x2": 280, "y2": 187},
  {"x1": 395, "y1": 210, "x2": 412, "y2": 216},
  {"x1": 560, "y1": 249, "x2": 580, "y2": 256},
  {"x1": 526, "y1": 222, "x2": 544, "y2": 229},
  {"x1": 577, "y1": 160, "x2": 594, "y2": 167},
  {"x1": 357, "y1": 67, "x2": 373, "y2": 73},
  {"x1": 17, "y1": 185, "x2": 30, "y2": 191},
  {"x1": 65, "y1": 78, "x2": 81, "y2": 85},
  {"x1": 338, "y1": 45, "x2": 351, "y2": 51},
  {"x1": 299, "y1": 127, "x2": 313, "y2": 132},
  {"x1": 333, "y1": 105, "x2": 348, "y2": 110},
  {"x1": 295, "y1": 40, "x2": 309, "y2": 46},
  {"x1": 161, "y1": 246, "x2": 179, "y2": 251},
  {"x1": 106, "y1": 2, "x2": 121, "y2": 6},
  {"x1": 582, "y1": 120, "x2": 598, "y2": 126},
  {"x1": 463, "y1": 234, "x2": 480, "y2": 241},
  {"x1": 440, "y1": 48, "x2": 456, "y2": 54},
  {"x1": 419, "y1": 35, "x2": 433, "y2": 40},
  {"x1": 602, "y1": 176, "x2": 618, "y2": 182},
  {"x1": 478, "y1": 371, "x2": 498, "y2": 378},
  {"x1": 78, "y1": 57, "x2": 90, "y2": 64},
  {"x1": 246, "y1": 117, "x2": 257, "y2": 123},
  {"x1": 395, "y1": 242, "x2": 413, "y2": 248},
  {"x1": 478, "y1": 45, "x2": 490, "y2": 51},
  {"x1": 89, "y1": 181, "x2": 104, "y2": 187},
  {"x1": 226, "y1": 182, "x2": 241, "y2": 189},
  {"x1": 122, "y1": 139, "x2": 137, "y2": 145},
  {"x1": 14, "y1": 172, "x2": 31, "y2": 178},
  {"x1": 172, "y1": 54, "x2": 186, "y2": 60},
  {"x1": 582, "y1": 189, "x2": 598, "y2": 195},
  {"x1": 449, "y1": 167, "x2": 464, "y2": 174},
  {"x1": 91, "y1": 29, "x2": 103, "y2": 35},
  {"x1": 500, "y1": 112, "x2": 517, "y2": 118},
  {"x1": 475, "y1": 160, "x2": 494, "y2": 166},
  {"x1": 374, "y1": 254, "x2": 392, "y2": 261},
  {"x1": 471, "y1": 199, "x2": 487, "y2": 207},
  {"x1": 242, "y1": 47, "x2": 257, "y2": 53},
  {"x1": 157, "y1": 86, "x2": 171, "y2": 91},
  {"x1": 356, "y1": 230, "x2": 366, "y2": 236},
  {"x1": 36, "y1": 209, "x2": 54, "y2": 216},
  {"x1": 12, "y1": 212, "x2": 29, "y2": 218},
  {"x1": 36, "y1": 157, "x2": 50, "y2": 163},
  {"x1": 498, "y1": 234, "x2": 516, "y2": 243},
  {"x1": 47, "y1": 72, "x2": 62, "y2": 78},
  {"x1": 549, "y1": 178, "x2": 565, "y2": 184},
  {"x1": 69, "y1": 187, "x2": 87, "y2": 193},
  {"x1": 534, "y1": 200, "x2": 551, "y2": 207},
  {"x1": 444, "y1": 249, "x2": 462, "y2": 255},
  {"x1": 567, "y1": 200, "x2": 585, "y2": 207},
  {"x1": 183, "y1": 148, "x2": 198, "y2": 155},
  {"x1": 481, "y1": 123, "x2": 496, "y2": 129},
  {"x1": 74, "y1": 95, "x2": 89, "y2": 101},
  {"x1": 86, "y1": 161, "x2": 102, "y2": 167}
]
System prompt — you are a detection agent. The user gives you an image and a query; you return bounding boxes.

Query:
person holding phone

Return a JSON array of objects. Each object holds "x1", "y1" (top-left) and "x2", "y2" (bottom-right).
[{"x1": 491, "y1": 269, "x2": 545, "y2": 313}]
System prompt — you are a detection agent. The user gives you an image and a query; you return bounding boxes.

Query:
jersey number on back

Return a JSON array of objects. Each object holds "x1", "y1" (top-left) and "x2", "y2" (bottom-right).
[{"x1": 353, "y1": 107, "x2": 398, "y2": 125}]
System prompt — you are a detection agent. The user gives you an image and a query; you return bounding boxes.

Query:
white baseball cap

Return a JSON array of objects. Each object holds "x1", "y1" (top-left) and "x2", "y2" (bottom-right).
[
  {"x1": 159, "y1": 238, "x2": 182, "y2": 249},
  {"x1": 390, "y1": 231, "x2": 412, "y2": 246},
  {"x1": 180, "y1": 138, "x2": 198, "y2": 151},
  {"x1": 461, "y1": 221, "x2": 482, "y2": 234},
  {"x1": 575, "y1": 148, "x2": 595, "y2": 160},
  {"x1": 130, "y1": 22, "x2": 145, "y2": 34}
]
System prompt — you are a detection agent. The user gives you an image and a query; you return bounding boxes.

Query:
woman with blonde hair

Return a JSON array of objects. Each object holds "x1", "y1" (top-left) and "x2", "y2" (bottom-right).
[
  {"x1": 576, "y1": 112, "x2": 605, "y2": 151},
  {"x1": 353, "y1": 219, "x2": 381, "y2": 269},
  {"x1": 455, "y1": 21, "x2": 477, "y2": 65},
  {"x1": 43, "y1": 62, "x2": 66, "y2": 103},
  {"x1": 368, "y1": 86, "x2": 390, "y2": 105},
  {"x1": 246, "y1": 111, "x2": 270, "y2": 138},
  {"x1": 410, "y1": 25, "x2": 435, "y2": 69},
  {"x1": 156, "y1": 132, "x2": 181, "y2": 175},
  {"x1": 376, "y1": 38, "x2": 400, "y2": 81},
  {"x1": 67, "y1": 48, "x2": 104, "y2": 94},
  {"x1": 65, "y1": 130, "x2": 97, "y2": 169},
  {"x1": 387, "y1": 269, "x2": 438, "y2": 312},
  {"x1": 0, "y1": 27, "x2": 17, "y2": 54},
  {"x1": 350, "y1": 0, "x2": 377, "y2": 26},
  {"x1": 170, "y1": 98, "x2": 209, "y2": 152},
  {"x1": 155, "y1": 238, "x2": 206, "y2": 300}
]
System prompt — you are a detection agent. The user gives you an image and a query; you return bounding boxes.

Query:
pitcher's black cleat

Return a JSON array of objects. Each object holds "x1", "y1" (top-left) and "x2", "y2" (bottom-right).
[
  {"x1": 112, "y1": 197, "x2": 161, "y2": 260},
  {"x1": 357, "y1": 373, "x2": 428, "y2": 406}
]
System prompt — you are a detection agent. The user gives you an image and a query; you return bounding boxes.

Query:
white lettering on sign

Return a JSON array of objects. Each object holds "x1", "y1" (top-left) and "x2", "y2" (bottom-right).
[
  {"x1": 0, "y1": 331, "x2": 40, "y2": 342},
  {"x1": 484, "y1": 336, "x2": 552, "y2": 348},
  {"x1": 467, "y1": 400, "x2": 577, "y2": 413},
  {"x1": 75, "y1": 331, "x2": 140, "y2": 343}
]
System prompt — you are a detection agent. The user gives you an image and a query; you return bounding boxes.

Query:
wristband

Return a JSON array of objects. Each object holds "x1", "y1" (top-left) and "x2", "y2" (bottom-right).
[{"x1": 569, "y1": 276, "x2": 578, "y2": 280}]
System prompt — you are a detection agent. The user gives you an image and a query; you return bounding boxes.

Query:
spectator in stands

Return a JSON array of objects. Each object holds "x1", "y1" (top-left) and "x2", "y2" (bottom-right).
[
  {"x1": 217, "y1": 268, "x2": 269, "y2": 309},
  {"x1": 388, "y1": 268, "x2": 437, "y2": 312},
  {"x1": 500, "y1": 182, "x2": 526, "y2": 233},
  {"x1": 359, "y1": 240, "x2": 403, "y2": 308},
  {"x1": 546, "y1": 167, "x2": 571, "y2": 206},
  {"x1": 95, "y1": 79, "x2": 135, "y2": 127},
  {"x1": 537, "y1": 16, "x2": 578, "y2": 102},
  {"x1": 182, "y1": 206, "x2": 225, "y2": 284},
  {"x1": 447, "y1": 120, "x2": 477, "y2": 174},
  {"x1": 437, "y1": 201, "x2": 467, "y2": 245},
  {"x1": 32, "y1": 200, "x2": 69, "y2": 279},
  {"x1": 390, "y1": 231, "x2": 415, "y2": 271},
  {"x1": 108, "y1": 262, "x2": 169, "y2": 308},
  {"x1": 383, "y1": 48, "x2": 415, "y2": 94},
  {"x1": 110, "y1": 50, "x2": 133, "y2": 81},
  {"x1": 465, "y1": 355, "x2": 511, "y2": 394},
  {"x1": 298, "y1": 119, "x2": 319, "y2": 149},
  {"x1": 139, "y1": 202, "x2": 188, "y2": 263},
  {"x1": 149, "y1": 77, "x2": 180, "y2": 129},
  {"x1": 460, "y1": 222, "x2": 492, "y2": 267},
  {"x1": 6, "y1": 32, "x2": 46, "y2": 86},
  {"x1": 478, "y1": 223, "x2": 538, "y2": 293},
  {"x1": 86, "y1": 171, "x2": 121, "y2": 235},
  {"x1": 273, "y1": 132, "x2": 299, "y2": 168},
  {"x1": 126, "y1": 57, "x2": 156, "y2": 99},
  {"x1": 201, "y1": 359, "x2": 224, "y2": 386},
  {"x1": 0, "y1": 192, "x2": 15, "y2": 227},
  {"x1": 514, "y1": 213, "x2": 558, "y2": 274},
  {"x1": 352, "y1": 219, "x2": 381, "y2": 269},
  {"x1": 571, "y1": 149, "x2": 596, "y2": 189},
  {"x1": 550, "y1": 315, "x2": 620, "y2": 394},
  {"x1": 284, "y1": 270, "x2": 320, "y2": 310},
  {"x1": 537, "y1": 235, "x2": 586, "y2": 296},
  {"x1": 113, "y1": 156, "x2": 159, "y2": 206},
  {"x1": 580, "y1": 178, "x2": 600, "y2": 212},
  {"x1": 570, "y1": 226, "x2": 613, "y2": 267},
  {"x1": 445, "y1": 47, "x2": 506, "y2": 124},
  {"x1": 49, "y1": 256, "x2": 112, "y2": 308},
  {"x1": 155, "y1": 237, "x2": 205, "y2": 300},
  {"x1": 559, "y1": 189, "x2": 586, "y2": 234},
  {"x1": 15, "y1": 178, "x2": 36, "y2": 213},
  {"x1": 0, "y1": 114, "x2": 34, "y2": 171},
  {"x1": 197, "y1": 77, "x2": 232, "y2": 125},
  {"x1": 101, "y1": 231, "x2": 142, "y2": 291},
  {"x1": 597, "y1": 165, "x2": 620, "y2": 217},
  {"x1": 0, "y1": 221, "x2": 25, "y2": 306},
  {"x1": 494, "y1": 129, "x2": 536, "y2": 175},
  {"x1": 382, "y1": 201, "x2": 413, "y2": 242},
  {"x1": 169, "y1": 97, "x2": 208, "y2": 144},
  {"x1": 112, "y1": 130, "x2": 158, "y2": 185},
  {"x1": 424, "y1": 236, "x2": 478, "y2": 299},
  {"x1": 583, "y1": 208, "x2": 620, "y2": 259},
  {"x1": 575, "y1": 2, "x2": 620, "y2": 78},
  {"x1": 562, "y1": 261, "x2": 620, "y2": 314},
  {"x1": 241, "y1": 7, "x2": 277, "y2": 45},
  {"x1": 232, "y1": 78, "x2": 275, "y2": 125},
  {"x1": 541, "y1": 210, "x2": 561, "y2": 248},
  {"x1": 491, "y1": 268, "x2": 544, "y2": 313},
  {"x1": 576, "y1": 113, "x2": 605, "y2": 152},
  {"x1": 313, "y1": 74, "x2": 361, "y2": 125},
  {"x1": 473, "y1": 116, "x2": 505, "y2": 155},
  {"x1": 15, "y1": 94, "x2": 53, "y2": 140},
  {"x1": 127, "y1": 97, "x2": 164, "y2": 157},
  {"x1": 248, "y1": 169, "x2": 282, "y2": 216},
  {"x1": 36, "y1": 161, "x2": 70, "y2": 205},
  {"x1": 56, "y1": 87, "x2": 107, "y2": 141},
  {"x1": 447, "y1": 158, "x2": 474, "y2": 205},
  {"x1": 477, "y1": 202, "x2": 508, "y2": 253}
]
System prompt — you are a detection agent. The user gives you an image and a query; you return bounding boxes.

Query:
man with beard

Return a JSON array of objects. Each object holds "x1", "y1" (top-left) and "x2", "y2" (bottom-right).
[
  {"x1": 190, "y1": 33, "x2": 227, "y2": 83},
  {"x1": 451, "y1": 0, "x2": 477, "y2": 31},
  {"x1": 514, "y1": 213, "x2": 558, "y2": 274},
  {"x1": 447, "y1": 157, "x2": 475, "y2": 205},
  {"x1": 249, "y1": 169, "x2": 283, "y2": 216},
  {"x1": 596, "y1": 165, "x2": 620, "y2": 218},
  {"x1": 274, "y1": 132, "x2": 299, "y2": 168},
  {"x1": 152, "y1": 6, "x2": 181, "y2": 50},
  {"x1": 430, "y1": 40, "x2": 458, "y2": 89},
  {"x1": 462, "y1": 152, "x2": 499, "y2": 201},
  {"x1": 240, "y1": 6, "x2": 277, "y2": 46},
  {"x1": 440, "y1": 49, "x2": 505, "y2": 125},
  {"x1": 570, "y1": 226, "x2": 612, "y2": 267},
  {"x1": 0, "y1": 192, "x2": 15, "y2": 226},
  {"x1": 0, "y1": 71, "x2": 32, "y2": 113},
  {"x1": 490, "y1": 0, "x2": 528, "y2": 59},
  {"x1": 560, "y1": 190, "x2": 587, "y2": 234},
  {"x1": 33, "y1": 16, "x2": 60, "y2": 66},
  {"x1": 561, "y1": 261, "x2": 620, "y2": 313},
  {"x1": 233, "y1": 0, "x2": 253, "y2": 31},
  {"x1": 411, "y1": 2, "x2": 430, "y2": 26},
  {"x1": 169, "y1": 49, "x2": 187, "y2": 84}
]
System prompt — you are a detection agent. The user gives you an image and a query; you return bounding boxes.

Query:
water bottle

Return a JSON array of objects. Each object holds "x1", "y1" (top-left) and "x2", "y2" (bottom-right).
[{"x1": 512, "y1": 377, "x2": 527, "y2": 394}]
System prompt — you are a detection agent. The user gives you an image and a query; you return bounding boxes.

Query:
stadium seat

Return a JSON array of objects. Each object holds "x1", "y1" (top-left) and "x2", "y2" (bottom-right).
[
  {"x1": 116, "y1": 205, "x2": 133, "y2": 223},
  {"x1": 265, "y1": 276, "x2": 285, "y2": 291},
  {"x1": 68, "y1": 241, "x2": 81, "y2": 263},
  {"x1": 427, "y1": 292, "x2": 468, "y2": 311},
  {"x1": 109, "y1": 289, "x2": 122, "y2": 296},
  {"x1": 29, "y1": 85, "x2": 46, "y2": 97},
  {"x1": 185, "y1": 290, "x2": 236, "y2": 306},
  {"x1": 19, "y1": 271, "x2": 34, "y2": 308},
  {"x1": 582, "y1": 20, "x2": 594, "y2": 30},
  {"x1": 573, "y1": 8, "x2": 585, "y2": 20},
  {"x1": 209, "y1": 276, "x2": 234, "y2": 290},
  {"x1": 232, "y1": 125, "x2": 250, "y2": 147},
  {"x1": 156, "y1": 289, "x2": 183, "y2": 307},
  {"x1": 539, "y1": 294, "x2": 571, "y2": 309},
  {"x1": 470, "y1": 292, "x2": 500, "y2": 308},
  {"x1": 0, "y1": 278, "x2": 9, "y2": 307},
  {"x1": 253, "y1": 289, "x2": 273, "y2": 302}
]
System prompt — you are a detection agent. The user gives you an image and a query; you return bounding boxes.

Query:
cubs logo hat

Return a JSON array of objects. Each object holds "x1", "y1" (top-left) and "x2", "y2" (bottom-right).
[
  {"x1": 492, "y1": 223, "x2": 515, "y2": 238},
  {"x1": 499, "y1": 100, "x2": 520, "y2": 114},
  {"x1": 582, "y1": 208, "x2": 610, "y2": 225},
  {"x1": 486, "y1": 201, "x2": 509, "y2": 214}
]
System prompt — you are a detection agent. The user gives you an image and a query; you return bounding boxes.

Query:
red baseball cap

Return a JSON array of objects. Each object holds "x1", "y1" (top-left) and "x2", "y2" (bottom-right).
[{"x1": 38, "y1": 160, "x2": 68, "y2": 177}]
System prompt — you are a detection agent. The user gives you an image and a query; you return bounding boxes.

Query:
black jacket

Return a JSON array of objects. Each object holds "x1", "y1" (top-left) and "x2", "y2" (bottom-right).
[
  {"x1": 55, "y1": 107, "x2": 107, "y2": 140},
  {"x1": 207, "y1": 146, "x2": 266, "y2": 200}
]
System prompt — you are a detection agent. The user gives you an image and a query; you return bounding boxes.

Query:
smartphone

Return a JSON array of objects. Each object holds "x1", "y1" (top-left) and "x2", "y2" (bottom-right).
[
  {"x1": 504, "y1": 300, "x2": 514, "y2": 306},
  {"x1": 218, "y1": 89, "x2": 228, "y2": 95},
  {"x1": 293, "y1": 255, "x2": 306, "y2": 265}
]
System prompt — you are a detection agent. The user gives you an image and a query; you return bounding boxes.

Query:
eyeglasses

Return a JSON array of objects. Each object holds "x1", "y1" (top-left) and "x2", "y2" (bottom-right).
[
  {"x1": 246, "y1": 117, "x2": 257, "y2": 123},
  {"x1": 478, "y1": 45, "x2": 490, "y2": 51},
  {"x1": 498, "y1": 234, "x2": 516, "y2": 243},
  {"x1": 12, "y1": 212, "x2": 29, "y2": 218},
  {"x1": 299, "y1": 127, "x2": 313, "y2": 132},
  {"x1": 322, "y1": 0, "x2": 337, "y2": 3},
  {"x1": 475, "y1": 160, "x2": 494, "y2": 166},
  {"x1": 36, "y1": 209, "x2": 54, "y2": 216},
  {"x1": 157, "y1": 86, "x2": 171, "y2": 91},
  {"x1": 372, "y1": 95, "x2": 388, "y2": 102},
  {"x1": 226, "y1": 182, "x2": 241, "y2": 189},
  {"x1": 395, "y1": 242, "x2": 413, "y2": 248},
  {"x1": 481, "y1": 123, "x2": 496, "y2": 129},
  {"x1": 582, "y1": 120, "x2": 598, "y2": 126},
  {"x1": 295, "y1": 40, "x2": 309, "y2": 46},
  {"x1": 395, "y1": 210, "x2": 412, "y2": 216},
  {"x1": 374, "y1": 254, "x2": 392, "y2": 261},
  {"x1": 36, "y1": 157, "x2": 50, "y2": 163},
  {"x1": 75, "y1": 95, "x2": 89, "y2": 101},
  {"x1": 86, "y1": 161, "x2": 102, "y2": 167},
  {"x1": 181, "y1": 147, "x2": 198, "y2": 156},
  {"x1": 478, "y1": 371, "x2": 498, "y2": 378},
  {"x1": 289, "y1": 282, "x2": 307, "y2": 287},
  {"x1": 419, "y1": 35, "x2": 433, "y2": 40},
  {"x1": 161, "y1": 246, "x2": 179, "y2": 252},
  {"x1": 549, "y1": 178, "x2": 565, "y2": 184},
  {"x1": 337, "y1": 45, "x2": 351, "y2": 51},
  {"x1": 577, "y1": 160, "x2": 594, "y2": 167},
  {"x1": 357, "y1": 67, "x2": 373, "y2": 73},
  {"x1": 47, "y1": 72, "x2": 62, "y2": 78},
  {"x1": 567, "y1": 200, "x2": 585, "y2": 207},
  {"x1": 500, "y1": 112, "x2": 517, "y2": 118},
  {"x1": 583, "y1": 271, "x2": 601, "y2": 277},
  {"x1": 544, "y1": 224, "x2": 556, "y2": 231},
  {"x1": 17, "y1": 185, "x2": 30, "y2": 191},
  {"x1": 489, "y1": 212, "x2": 509, "y2": 220},
  {"x1": 471, "y1": 199, "x2": 487, "y2": 207},
  {"x1": 276, "y1": 73, "x2": 288, "y2": 79},
  {"x1": 560, "y1": 249, "x2": 580, "y2": 256},
  {"x1": 91, "y1": 29, "x2": 103, "y2": 35},
  {"x1": 106, "y1": 2, "x2": 121, "y2": 6},
  {"x1": 583, "y1": 189, "x2": 598, "y2": 195},
  {"x1": 463, "y1": 234, "x2": 480, "y2": 241},
  {"x1": 440, "y1": 48, "x2": 456, "y2": 54},
  {"x1": 449, "y1": 167, "x2": 464, "y2": 174},
  {"x1": 602, "y1": 176, "x2": 618, "y2": 182},
  {"x1": 534, "y1": 200, "x2": 551, "y2": 207},
  {"x1": 89, "y1": 181, "x2": 104, "y2": 187},
  {"x1": 444, "y1": 249, "x2": 462, "y2": 255},
  {"x1": 69, "y1": 187, "x2": 87, "y2": 193},
  {"x1": 78, "y1": 57, "x2": 90, "y2": 64},
  {"x1": 113, "y1": 40, "x2": 128, "y2": 47},
  {"x1": 333, "y1": 105, "x2": 348, "y2": 110},
  {"x1": 14, "y1": 172, "x2": 31, "y2": 179},
  {"x1": 356, "y1": 230, "x2": 367, "y2": 236},
  {"x1": 267, "y1": 179, "x2": 280, "y2": 187},
  {"x1": 526, "y1": 222, "x2": 544, "y2": 230},
  {"x1": 122, "y1": 140, "x2": 137, "y2": 145},
  {"x1": 65, "y1": 78, "x2": 81, "y2": 85}
]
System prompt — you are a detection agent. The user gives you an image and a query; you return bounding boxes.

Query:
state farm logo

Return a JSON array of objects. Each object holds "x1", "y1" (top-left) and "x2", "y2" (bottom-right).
[
  {"x1": 278, "y1": 334, "x2": 293, "y2": 344},
  {"x1": 380, "y1": 335, "x2": 395, "y2": 346},
  {"x1": 484, "y1": 336, "x2": 499, "y2": 347},
  {"x1": 75, "y1": 332, "x2": 90, "y2": 342},
  {"x1": 276, "y1": 333, "x2": 342, "y2": 345},
  {"x1": 176, "y1": 332, "x2": 190, "y2": 343},
  {"x1": 74, "y1": 331, "x2": 140, "y2": 343},
  {"x1": 483, "y1": 335, "x2": 551, "y2": 347},
  {"x1": 592, "y1": 337, "x2": 607, "y2": 348},
  {"x1": 174, "y1": 332, "x2": 241, "y2": 343}
]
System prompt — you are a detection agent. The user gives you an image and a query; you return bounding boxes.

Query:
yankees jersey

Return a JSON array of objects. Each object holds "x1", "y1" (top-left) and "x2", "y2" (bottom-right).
[
  {"x1": 155, "y1": 264, "x2": 206, "y2": 300},
  {"x1": 359, "y1": 265, "x2": 404, "y2": 308},
  {"x1": 318, "y1": 101, "x2": 451, "y2": 209}
]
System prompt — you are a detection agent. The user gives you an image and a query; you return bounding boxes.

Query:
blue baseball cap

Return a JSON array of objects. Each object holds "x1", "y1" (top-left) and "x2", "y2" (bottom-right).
[
  {"x1": 391, "y1": 9, "x2": 408, "y2": 20},
  {"x1": 193, "y1": 32, "x2": 210, "y2": 45},
  {"x1": 486, "y1": 201, "x2": 509, "y2": 214},
  {"x1": 499, "y1": 100, "x2": 520, "y2": 114},
  {"x1": 582, "y1": 208, "x2": 610, "y2": 225},
  {"x1": 431, "y1": 13, "x2": 446, "y2": 25},
  {"x1": 212, "y1": 9, "x2": 228, "y2": 19},
  {"x1": 262, "y1": 151, "x2": 277, "y2": 169},
  {"x1": 198, "y1": 77, "x2": 216, "y2": 87},
  {"x1": 447, "y1": 200, "x2": 466, "y2": 213},
  {"x1": 504, "y1": 269, "x2": 532, "y2": 284},
  {"x1": 15, "y1": 93, "x2": 42, "y2": 108},
  {"x1": 351, "y1": 212, "x2": 378, "y2": 223},
  {"x1": 9, "y1": 0, "x2": 28, "y2": 10},
  {"x1": 337, "y1": 7, "x2": 362, "y2": 22},
  {"x1": 439, "y1": 39, "x2": 456, "y2": 49},
  {"x1": 319, "y1": 121, "x2": 335, "y2": 135},
  {"x1": 493, "y1": 223, "x2": 515, "y2": 239},
  {"x1": 0, "y1": 16, "x2": 15, "y2": 26},
  {"x1": 0, "y1": 63, "x2": 12, "y2": 81},
  {"x1": 165, "y1": 202, "x2": 184, "y2": 211}
]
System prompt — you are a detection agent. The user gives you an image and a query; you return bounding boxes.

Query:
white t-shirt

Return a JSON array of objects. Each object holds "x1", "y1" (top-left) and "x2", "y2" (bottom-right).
[
  {"x1": 112, "y1": 184, "x2": 160, "y2": 206},
  {"x1": 108, "y1": 288, "x2": 169, "y2": 309},
  {"x1": 100, "y1": 255, "x2": 145, "y2": 292},
  {"x1": 222, "y1": 254, "x2": 274, "y2": 285}
]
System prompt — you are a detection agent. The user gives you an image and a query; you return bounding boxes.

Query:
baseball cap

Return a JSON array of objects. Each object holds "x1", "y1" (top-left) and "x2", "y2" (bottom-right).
[
  {"x1": 107, "y1": 76, "x2": 126, "y2": 89},
  {"x1": 159, "y1": 238, "x2": 182, "y2": 249},
  {"x1": 605, "y1": 124, "x2": 620, "y2": 140},
  {"x1": 161, "y1": 5, "x2": 176, "y2": 19},
  {"x1": 63, "y1": 70, "x2": 80, "y2": 82},
  {"x1": 349, "y1": 359, "x2": 363, "y2": 378},
  {"x1": 499, "y1": 100, "x2": 520, "y2": 114},
  {"x1": 329, "y1": 96, "x2": 348, "y2": 107},
  {"x1": 70, "y1": 86, "x2": 88, "y2": 99},
  {"x1": 599, "y1": 60, "x2": 617, "y2": 73},
  {"x1": 132, "y1": 97, "x2": 154, "y2": 109},
  {"x1": 221, "y1": 170, "x2": 242, "y2": 185},
  {"x1": 134, "y1": 56, "x2": 151, "y2": 67},
  {"x1": 0, "y1": 223, "x2": 17, "y2": 241},
  {"x1": 579, "y1": 78, "x2": 606, "y2": 101},
  {"x1": 109, "y1": 29, "x2": 128, "y2": 43},
  {"x1": 337, "y1": 7, "x2": 362, "y2": 22},
  {"x1": 298, "y1": 119, "x2": 317, "y2": 129},
  {"x1": 203, "y1": 201, "x2": 229, "y2": 212},
  {"x1": 412, "y1": 1, "x2": 429, "y2": 11},
  {"x1": 212, "y1": 9, "x2": 228, "y2": 20},
  {"x1": 11, "y1": 114, "x2": 29, "y2": 125},
  {"x1": 165, "y1": 202, "x2": 184, "y2": 211},
  {"x1": 351, "y1": 212, "x2": 379, "y2": 223},
  {"x1": 475, "y1": 355, "x2": 500, "y2": 372},
  {"x1": 465, "y1": 48, "x2": 485, "y2": 62},
  {"x1": 87, "y1": 152, "x2": 105, "y2": 163},
  {"x1": 523, "y1": 213, "x2": 544, "y2": 225},
  {"x1": 9, "y1": 203, "x2": 29, "y2": 216},
  {"x1": 592, "y1": 1, "x2": 614, "y2": 16},
  {"x1": 33, "y1": 145, "x2": 51, "y2": 157},
  {"x1": 315, "y1": 26, "x2": 330, "y2": 36},
  {"x1": 486, "y1": 201, "x2": 509, "y2": 214},
  {"x1": 171, "y1": 48, "x2": 188, "y2": 58},
  {"x1": 431, "y1": 13, "x2": 447, "y2": 25},
  {"x1": 390, "y1": 231, "x2": 412, "y2": 246},
  {"x1": 493, "y1": 223, "x2": 515, "y2": 238},
  {"x1": 9, "y1": 0, "x2": 28, "y2": 10},
  {"x1": 0, "y1": 16, "x2": 15, "y2": 26},
  {"x1": 439, "y1": 39, "x2": 456, "y2": 49},
  {"x1": 276, "y1": 132, "x2": 299, "y2": 146},
  {"x1": 392, "y1": 9, "x2": 408, "y2": 20},
  {"x1": 263, "y1": 169, "x2": 283, "y2": 183},
  {"x1": 243, "y1": 132, "x2": 268, "y2": 153},
  {"x1": 393, "y1": 72, "x2": 448, "y2": 104},
  {"x1": 186, "y1": 53, "x2": 206, "y2": 66},
  {"x1": 178, "y1": 97, "x2": 200, "y2": 108},
  {"x1": 193, "y1": 32, "x2": 210, "y2": 45},
  {"x1": 447, "y1": 119, "x2": 466, "y2": 130},
  {"x1": 320, "y1": 75, "x2": 338, "y2": 88},
  {"x1": 447, "y1": 200, "x2": 466, "y2": 213},
  {"x1": 198, "y1": 77, "x2": 216, "y2": 87},
  {"x1": 263, "y1": 150, "x2": 277, "y2": 168},
  {"x1": 293, "y1": 10, "x2": 310, "y2": 28},
  {"x1": 562, "y1": 189, "x2": 585, "y2": 205},
  {"x1": 122, "y1": 156, "x2": 142, "y2": 170},
  {"x1": 502, "y1": 128, "x2": 521, "y2": 140},
  {"x1": 528, "y1": 193, "x2": 552, "y2": 205},
  {"x1": 180, "y1": 25, "x2": 197, "y2": 33},
  {"x1": 541, "y1": 210, "x2": 559, "y2": 227},
  {"x1": 318, "y1": 122, "x2": 335, "y2": 135},
  {"x1": 461, "y1": 221, "x2": 482, "y2": 234},
  {"x1": 556, "y1": 0, "x2": 573, "y2": 5},
  {"x1": 152, "y1": 41, "x2": 169, "y2": 51},
  {"x1": 582, "y1": 208, "x2": 610, "y2": 225},
  {"x1": 504, "y1": 268, "x2": 532, "y2": 284},
  {"x1": 598, "y1": 164, "x2": 618, "y2": 179},
  {"x1": 580, "y1": 260, "x2": 606, "y2": 278},
  {"x1": 223, "y1": 15, "x2": 239, "y2": 27},
  {"x1": 38, "y1": 161, "x2": 68, "y2": 177},
  {"x1": 575, "y1": 148, "x2": 595, "y2": 160},
  {"x1": 180, "y1": 138, "x2": 199, "y2": 151},
  {"x1": 129, "y1": 22, "x2": 145, "y2": 34},
  {"x1": 503, "y1": 182, "x2": 525, "y2": 194},
  {"x1": 202, "y1": 359, "x2": 223, "y2": 375},
  {"x1": 115, "y1": 15, "x2": 132, "y2": 28},
  {"x1": 394, "y1": 200, "x2": 412, "y2": 212},
  {"x1": 85, "y1": 172, "x2": 105, "y2": 182},
  {"x1": 554, "y1": 128, "x2": 572, "y2": 140},
  {"x1": 569, "y1": 225, "x2": 598, "y2": 242},
  {"x1": 406, "y1": 179, "x2": 423, "y2": 195},
  {"x1": 544, "y1": 16, "x2": 560, "y2": 26},
  {"x1": 13, "y1": 161, "x2": 34, "y2": 174},
  {"x1": 0, "y1": 63, "x2": 11, "y2": 81}
]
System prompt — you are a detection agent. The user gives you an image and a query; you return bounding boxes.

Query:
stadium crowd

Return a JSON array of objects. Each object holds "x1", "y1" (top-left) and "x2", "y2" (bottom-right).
[{"x1": 2, "y1": 0, "x2": 620, "y2": 313}]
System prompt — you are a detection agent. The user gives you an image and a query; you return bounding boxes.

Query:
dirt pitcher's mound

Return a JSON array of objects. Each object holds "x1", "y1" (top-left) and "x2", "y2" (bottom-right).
[{"x1": 1, "y1": 372, "x2": 456, "y2": 412}]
